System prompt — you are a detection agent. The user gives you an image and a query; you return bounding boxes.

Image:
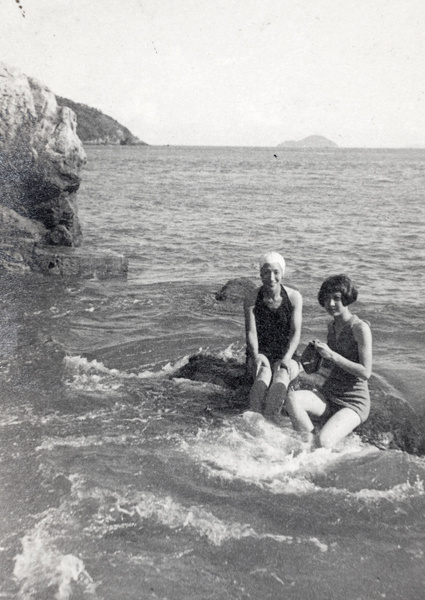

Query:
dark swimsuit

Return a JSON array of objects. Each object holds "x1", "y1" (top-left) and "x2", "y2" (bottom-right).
[
  {"x1": 253, "y1": 285, "x2": 293, "y2": 363},
  {"x1": 321, "y1": 315, "x2": 370, "y2": 423}
]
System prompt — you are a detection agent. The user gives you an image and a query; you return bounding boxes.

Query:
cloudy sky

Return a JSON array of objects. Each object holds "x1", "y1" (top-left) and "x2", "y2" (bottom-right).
[{"x1": 1, "y1": 0, "x2": 424, "y2": 147}]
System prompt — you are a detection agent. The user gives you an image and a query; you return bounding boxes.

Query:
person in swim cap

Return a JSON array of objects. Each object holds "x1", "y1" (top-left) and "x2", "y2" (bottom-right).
[{"x1": 244, "y1": 251, "x2": 303, "y2": 424}]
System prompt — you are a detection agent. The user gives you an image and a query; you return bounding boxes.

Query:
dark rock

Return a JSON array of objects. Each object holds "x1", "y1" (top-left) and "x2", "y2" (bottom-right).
[
  {"x1": 215, "y1": 277, "x2": 257, "y2": 302},
  {"x1": 173, "y1": 352, "x2": 425, "y2": 456},
  {"x1": 174, "y1": 353, "x2": 248, "y2": 389},
  {"x1": 356, "y1": 379, "x2": 425, "y2": 455}
]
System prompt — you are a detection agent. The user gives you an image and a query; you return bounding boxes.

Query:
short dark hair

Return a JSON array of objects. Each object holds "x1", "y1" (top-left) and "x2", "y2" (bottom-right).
[{"x1": 318, "y1": 274, "x2": 358, "y2": 307}]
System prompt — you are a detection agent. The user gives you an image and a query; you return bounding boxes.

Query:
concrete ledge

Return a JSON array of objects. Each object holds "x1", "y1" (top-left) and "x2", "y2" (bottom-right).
[{"x1": 31, "y1": 247, "x2": 128, "y2": 279}]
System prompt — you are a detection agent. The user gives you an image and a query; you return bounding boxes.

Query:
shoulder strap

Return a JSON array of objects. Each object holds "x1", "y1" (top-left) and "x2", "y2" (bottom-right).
[{"x1": 280, "y1": 285, "x2": 291, "y2": 304}]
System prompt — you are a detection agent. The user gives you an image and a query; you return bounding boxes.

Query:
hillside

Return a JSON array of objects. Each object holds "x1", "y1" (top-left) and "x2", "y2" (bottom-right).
[
  {"x1": 278, "y1": 135, "x2": 338, "y2": 148},
  {"x1": 56, "y1": 96, "x2": 147, "y2": 145}
]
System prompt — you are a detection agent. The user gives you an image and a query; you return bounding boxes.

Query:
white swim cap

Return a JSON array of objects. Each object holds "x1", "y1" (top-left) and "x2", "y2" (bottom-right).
[{"x1": 259, "y1": 251, "x2": 286, "y2": 276}]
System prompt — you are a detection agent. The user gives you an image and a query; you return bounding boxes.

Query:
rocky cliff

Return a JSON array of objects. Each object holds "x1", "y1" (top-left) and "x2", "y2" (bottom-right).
[
  {"x1": 56, "y1": 97, "x2": 147, "y2": 146},
  {"x1": 278, "y1": 135, "x2": 338, "y2": 148},
  {"x1": 0, "y1": 62, "x2": 86, "y2": 271}
]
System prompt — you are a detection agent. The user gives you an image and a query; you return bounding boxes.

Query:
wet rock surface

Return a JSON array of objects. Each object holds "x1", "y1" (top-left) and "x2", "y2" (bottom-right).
[
  {"x1": 215, "y1": 277, "x2": 257, "y2": 303},
  {"x1": 173, "y1": 353, "x2": 425, "y2": 455}
]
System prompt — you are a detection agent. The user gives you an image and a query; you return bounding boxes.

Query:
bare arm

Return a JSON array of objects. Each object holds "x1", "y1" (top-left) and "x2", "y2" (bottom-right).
[
  {"x1": 244, "y1": 288, "x2": 271, "y2": 376},
  {"x1": 244, "y1": 288, "x2": 260, "y2": 359},
  {"x1": 316, "y1": 321, "x2": 372, "y2": 380},
  {"x1": 280, "y1": 287, "x2": 303, "y2": 367}
]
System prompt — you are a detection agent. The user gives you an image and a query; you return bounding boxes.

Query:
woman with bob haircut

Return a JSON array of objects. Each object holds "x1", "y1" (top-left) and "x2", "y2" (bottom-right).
[{"x1": 286, "y1": 274, "x2": 372, "y2": 448}]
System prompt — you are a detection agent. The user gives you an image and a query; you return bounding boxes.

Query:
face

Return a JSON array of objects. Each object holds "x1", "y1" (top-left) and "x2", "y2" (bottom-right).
[
  {"x1": 260, "y1": 262, "x2": 283, "y2": 289},
  {"x1": 323, "y1": 292, "x2": 348, "y2": 317}
]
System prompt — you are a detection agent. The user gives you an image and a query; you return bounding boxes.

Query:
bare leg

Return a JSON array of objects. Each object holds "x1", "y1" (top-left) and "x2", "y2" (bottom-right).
[
  {"x1": 263, "y1": 382, "x2": 287, "y2": 422},
  {"x1": 248, "y1": 363, "x2": 272, "y2": 413},
  {"x1": 318, "y1": 408, "x2": 361, "y2": 448},
  {"x1": 248, "y1": 380, "x2": 268, "y2": 412},
  {"x1": 286, "y1": 389, "x2": 328, "y2": 433},
  {"x1": 263, "y1": 360, "x2": 300, "y2": 423}
]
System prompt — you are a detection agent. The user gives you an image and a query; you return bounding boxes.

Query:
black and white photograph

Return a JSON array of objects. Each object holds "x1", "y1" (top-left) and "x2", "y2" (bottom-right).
[{"x1": 0, "y1": 1, "x2": 424, "y2": 598}]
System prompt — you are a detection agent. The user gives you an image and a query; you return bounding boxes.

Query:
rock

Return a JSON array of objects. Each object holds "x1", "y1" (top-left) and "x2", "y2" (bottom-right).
[
  {"x1": 174, "y1": 353, "x2": 248, "y2": 389},
  {"x1": 173, "y1": 352, "x2": 425, "y2": 456},
  {"x1": 0, "y1": 62, "x2": 86, "y2": 273},
  {"x1": 356, "y1": 378, "x2": 424, "y2": 455},
  {"x1": 31, "y1": 247, "x2": 128, "y2": 279},
  {"x1": 0, "y1": 204, "x2": 46, "y2": 272},
  {"x1": 173, "y1": 353, "x2": 251, "y2": 410},
  {"x1": 215, "y1": 277, "x2": 257, "y2": 302}
]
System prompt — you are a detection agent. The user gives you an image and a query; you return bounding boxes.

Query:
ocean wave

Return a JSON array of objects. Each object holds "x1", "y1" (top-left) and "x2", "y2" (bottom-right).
[
  {"x1": 81, "y1": 485, "x2": 328, "y2": 551},
  {"x1": 36, "y1": 433, "x2": 134, "y2": 452},
  {"x1": 13, "y1": 509, "x2": 96, "y2": 600},
  {"x1": 182, "y1": 411, "x2": 425, "y2": 502},
  {"x1": 63, "y1": 354, "x2": 191, "y2": 392},
  {"x1": 183, "y1": 411, "x2": 375, "y2": 494},
  {"x1": 346, "y1": 477, "x2": 425, "y2": 502}
]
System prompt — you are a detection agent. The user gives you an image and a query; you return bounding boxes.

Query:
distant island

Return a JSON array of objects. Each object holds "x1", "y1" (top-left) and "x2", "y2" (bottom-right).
[
  {"x1": 278, "y1": 135, "x2": 338, "y2": 148},
  {"x1": 56, "y1": 96, "x2": 148, "y2": 146}
]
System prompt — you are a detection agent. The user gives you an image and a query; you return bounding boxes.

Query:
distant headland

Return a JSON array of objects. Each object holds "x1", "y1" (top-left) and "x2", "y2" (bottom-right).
[
  {"x1": 56, "y1": 96, "x2": 148, "y2": 146},
  {"x1": 278, "y1": 135, "x2": 338, "y2": 148}
]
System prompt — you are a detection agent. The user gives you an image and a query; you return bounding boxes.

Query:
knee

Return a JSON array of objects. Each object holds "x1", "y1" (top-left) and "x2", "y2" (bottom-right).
[
  {"x1": 289, "y1": 359, "x2": 300, "y2": 382},
  {"x1": 274, "y1": 369, "x2": 290, "y2": 388},
  {"x1": 256, "y1": 366, "x2": 272, "y2": 385},
  {"x1": 317, "y1": 431, "x2": 334, "y2": 449}
]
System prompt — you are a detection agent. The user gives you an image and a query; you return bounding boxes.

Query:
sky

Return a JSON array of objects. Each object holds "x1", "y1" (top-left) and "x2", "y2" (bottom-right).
[{"x1": 1, "y1": 0, "x2": 424, "y2": 147}]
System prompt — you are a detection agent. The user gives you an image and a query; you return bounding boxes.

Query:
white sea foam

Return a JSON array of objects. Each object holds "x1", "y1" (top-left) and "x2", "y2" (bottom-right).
[
  {"x1": 63, "y1": 355, "x2": 125, "y2": 392},
  {"x1": 63, "y1": 354, "x2": 191, "y2": 391},
  {"x1": 82, "y1": 485, "x2": 328, "y2": 551},
  {"x1": 0, "y1": 413, "x2": 24, "y2": 427},
  {"x1": 181, "y1": 412, "x2": 425, "y2": 504},
  {"x1": 216, "y1": 343, "x2": 244, "y2": 360},
  {"x1": 182, "y1": 411, "x2": 385, "y2": 496},
  {"x1": 36, "y1": 432, "x2": 133, "y2": 452},
  {"x1": 182, "y1": 411, "x2": 323, "y2": 493},
  {"x1": 13, "y1": 510, "x2": 96, "y2": 600},
  {"x1": 344, "y1": 477, "x2": 425, "y2": 502}
]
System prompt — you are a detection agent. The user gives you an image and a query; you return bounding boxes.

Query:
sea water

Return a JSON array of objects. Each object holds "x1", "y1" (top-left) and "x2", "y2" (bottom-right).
[{"x1": 0, "y1": 146, "x2": 424, "y2": 599}]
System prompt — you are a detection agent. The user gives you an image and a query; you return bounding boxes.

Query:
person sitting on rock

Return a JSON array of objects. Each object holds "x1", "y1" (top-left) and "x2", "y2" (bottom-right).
[
  {"x1": 285, "y1": 274, "x2": 372, "y2": 448},
  {"x1": 244, "y1": 251, "x2": 302, "y2": 423}
]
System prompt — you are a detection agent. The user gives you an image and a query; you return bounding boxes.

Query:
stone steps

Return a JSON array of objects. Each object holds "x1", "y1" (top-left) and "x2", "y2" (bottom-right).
[{"x1": 31, "y1": 247, "x2": 128, "y2": 279}]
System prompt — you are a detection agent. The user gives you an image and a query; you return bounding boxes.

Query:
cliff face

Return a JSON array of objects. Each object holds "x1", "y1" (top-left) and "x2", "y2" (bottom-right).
[
  {"x1": 278, "y1": 135, "x2": 338, "y2": 148},
  {"x1": 56, "y1": 97, "x2": 147, "y2": 146},
  {"x1": 0, "y1": 63, "x2": 86, "y2": 272}
]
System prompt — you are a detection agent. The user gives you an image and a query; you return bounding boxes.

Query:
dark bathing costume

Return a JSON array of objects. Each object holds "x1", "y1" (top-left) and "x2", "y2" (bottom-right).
[
  {"x1": 321, "y1": 314, "x2": 370, "y2": 423},
  {"x1": 253, "y1": 285, "x2": 294, "y2": 363}
]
